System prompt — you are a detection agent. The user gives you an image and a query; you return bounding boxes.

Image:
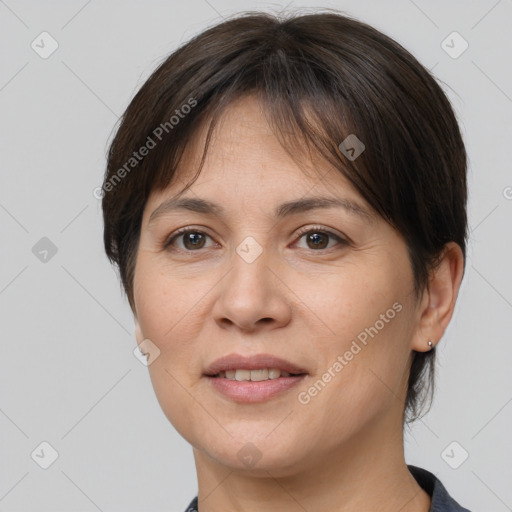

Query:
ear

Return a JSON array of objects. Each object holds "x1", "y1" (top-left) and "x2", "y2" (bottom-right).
[{"x1": 411, "y1": 242, "x2": 465, "y2": 352}]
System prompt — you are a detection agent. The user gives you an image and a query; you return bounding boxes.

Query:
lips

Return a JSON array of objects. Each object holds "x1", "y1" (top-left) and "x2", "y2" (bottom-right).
[
  {"x1": 203, "y1": 353, "x2": 308, "y2": 377},
  {"x1": 203, "y1": 353, "x2": 308, "y2": 403}
]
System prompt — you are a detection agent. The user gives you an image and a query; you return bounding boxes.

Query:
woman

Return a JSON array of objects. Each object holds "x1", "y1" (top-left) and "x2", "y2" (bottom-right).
[{"x1": 101, "y1": 10, "x2": 471, "y2": 511}]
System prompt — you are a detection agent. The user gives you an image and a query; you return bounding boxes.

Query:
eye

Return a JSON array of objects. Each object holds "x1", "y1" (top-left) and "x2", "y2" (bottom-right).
[
  {"x1": 293, "y1": 226, "x2": 348, "y2": 251},
  {"x1": 163, "y1": 225, "x2": 349, "y2": 253},
  {"x1": 164, "y1": 228, "x2": 215, "y2": 252}
]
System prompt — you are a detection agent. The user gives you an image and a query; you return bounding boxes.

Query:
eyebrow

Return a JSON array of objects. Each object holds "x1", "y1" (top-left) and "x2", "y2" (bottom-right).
[{"x1": 148, "y1": 195, "x2": 375, "y2": 226}]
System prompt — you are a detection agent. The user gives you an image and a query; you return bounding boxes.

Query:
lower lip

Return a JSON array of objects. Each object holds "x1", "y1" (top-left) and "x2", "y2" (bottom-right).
[{"x1": 205, "y1": 375, "x2": 307, "y2": 403}]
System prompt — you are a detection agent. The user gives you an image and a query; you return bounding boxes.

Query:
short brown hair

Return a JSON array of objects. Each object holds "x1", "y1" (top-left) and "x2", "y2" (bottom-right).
[{"x1": 101, "y1": 10, "x2": 468, "y2": 423}]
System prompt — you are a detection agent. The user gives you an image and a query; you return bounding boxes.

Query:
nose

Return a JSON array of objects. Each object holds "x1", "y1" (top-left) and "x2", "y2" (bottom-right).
[{"x1": 212, "y1": 246, "x2": 292, "y2": 333}]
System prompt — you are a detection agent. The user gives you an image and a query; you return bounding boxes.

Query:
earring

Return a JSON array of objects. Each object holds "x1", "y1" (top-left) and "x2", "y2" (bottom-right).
[{"x1": 427, "y1": 340, "x2": 433, "y2": 350}]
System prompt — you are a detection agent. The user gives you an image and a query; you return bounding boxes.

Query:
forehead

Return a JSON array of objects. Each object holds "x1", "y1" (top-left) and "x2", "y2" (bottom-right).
[
  {"x1": 180, "y1": 95, "x2": 312, "y2": 180},
  {"x1": 144, "y1": 94, "x2": 371, "y2": 220}
]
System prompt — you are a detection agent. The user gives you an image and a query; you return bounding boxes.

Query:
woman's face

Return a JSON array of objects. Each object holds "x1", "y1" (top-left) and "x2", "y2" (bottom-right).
[{"x1": 133, "y1": 95, "x2": 425, "y2": 475}]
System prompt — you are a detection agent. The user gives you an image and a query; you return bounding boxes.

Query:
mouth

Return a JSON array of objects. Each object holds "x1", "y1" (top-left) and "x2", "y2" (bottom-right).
[
  {"x1": 203, "y1": 353, "x2": 308, "y2": 403},
  {"x1": 203, "y1": 352, "x2": 308, "y2": 378},
  {"x1": 209, "y1": 369, "x2": 307, "y2": 380}
]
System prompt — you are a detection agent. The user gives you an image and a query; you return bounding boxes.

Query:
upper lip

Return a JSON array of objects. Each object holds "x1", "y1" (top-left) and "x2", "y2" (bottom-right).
[{"x1": 203, "y1": 353, "x2": 308, "y2": 376}]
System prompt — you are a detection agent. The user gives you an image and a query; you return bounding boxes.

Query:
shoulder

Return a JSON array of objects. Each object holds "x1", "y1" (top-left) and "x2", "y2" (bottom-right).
[{"x1": 408, "y1": 465, "x2": 472, "y2": 512}]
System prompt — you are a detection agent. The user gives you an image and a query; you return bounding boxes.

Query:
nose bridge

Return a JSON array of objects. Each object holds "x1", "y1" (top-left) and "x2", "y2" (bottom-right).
[
  {"x1": 213, "y1": 234, "x2": 290, "y2": 330},
  {"x1": 228, "y1": 234, "x2": 272, "y2": 300}
]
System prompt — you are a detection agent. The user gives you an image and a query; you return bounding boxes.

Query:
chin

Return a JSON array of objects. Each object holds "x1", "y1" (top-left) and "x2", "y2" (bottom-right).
[{"x1": 193, "y1": 430, "x2": 311, "y2": 475}]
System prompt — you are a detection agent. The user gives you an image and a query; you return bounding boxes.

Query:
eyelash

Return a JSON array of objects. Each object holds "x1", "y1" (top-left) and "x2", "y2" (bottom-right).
[{"x1": 163, "y1": 225, "x2": 349, "y2": 253}]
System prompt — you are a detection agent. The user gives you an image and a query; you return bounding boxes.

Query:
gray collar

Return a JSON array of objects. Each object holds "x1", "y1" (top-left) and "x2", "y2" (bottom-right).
[{"x1": 408, "y1": 465, "x2": 471, "y2": 511}]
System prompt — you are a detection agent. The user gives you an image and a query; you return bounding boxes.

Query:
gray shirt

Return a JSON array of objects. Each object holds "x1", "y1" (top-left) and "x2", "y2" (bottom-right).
[{"x1": 183, "y1": 465, "x2": 472, "y2": 511}]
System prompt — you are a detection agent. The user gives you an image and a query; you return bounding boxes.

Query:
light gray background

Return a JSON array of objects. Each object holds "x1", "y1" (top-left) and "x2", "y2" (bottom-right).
[{"x1": 1, "y1": 0, "x2": 511, "y2": 511}]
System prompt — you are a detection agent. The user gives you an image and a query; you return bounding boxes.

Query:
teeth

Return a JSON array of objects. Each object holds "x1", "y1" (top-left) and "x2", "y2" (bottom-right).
[
  {"x1": 248, "y1": 369, "x2": 268, "y2": 381},
  {"x1": 217, "y1": 368, "x2": 294, "y2": 381},
  {"x1": 235, "y1": 369, "x2": 251, "y2": 381},
  {"x1": 268, "y1": 368, "x2": 282, "y2": 379}
]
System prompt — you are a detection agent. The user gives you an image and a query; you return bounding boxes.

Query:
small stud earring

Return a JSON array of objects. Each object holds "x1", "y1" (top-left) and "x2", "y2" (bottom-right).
[{"x1": 427, "y1": 340, "x2": 433, "y2": 350}]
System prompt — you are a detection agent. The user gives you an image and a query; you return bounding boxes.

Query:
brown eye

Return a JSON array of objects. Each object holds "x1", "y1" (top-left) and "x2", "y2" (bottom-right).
[
  {"x1": 164, "y1": 229, "x2": 213, "y2": 251},
  {"x1": 294, "y1": 227, "x2": 348, "y2": 251},
  {"x1": 305, "y1": 232, "x2": 329, "y2": 249},
  {"x1": 181, "y1": 232, "x2": 207, "y2": 250}
]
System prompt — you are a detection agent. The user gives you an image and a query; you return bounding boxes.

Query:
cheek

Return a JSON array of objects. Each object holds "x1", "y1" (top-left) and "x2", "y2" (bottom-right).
[
  {"x1": 133, "y1": 265, "x2": 201, "y2": 397},
  {"x1": 296, "y1": 268, "x2": 413, "y2": 429},
  {"x1": 134, "y1": 265, "x2": 209, "y2": 440},
  {"x1": 296, "y1": 318, "x2": 412, "y2": 446},
  {"x1": 134, "y1": 261, "x2": 204, "y2": 342},
  {"x1": 301, "y1": 264, "x2": 393, "y2": 338}
]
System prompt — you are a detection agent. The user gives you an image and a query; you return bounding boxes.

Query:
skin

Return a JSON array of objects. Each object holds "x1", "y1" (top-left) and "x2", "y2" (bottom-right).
[{"x1": 132, "y1": 94, "x2": 465, "y2": 512}]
